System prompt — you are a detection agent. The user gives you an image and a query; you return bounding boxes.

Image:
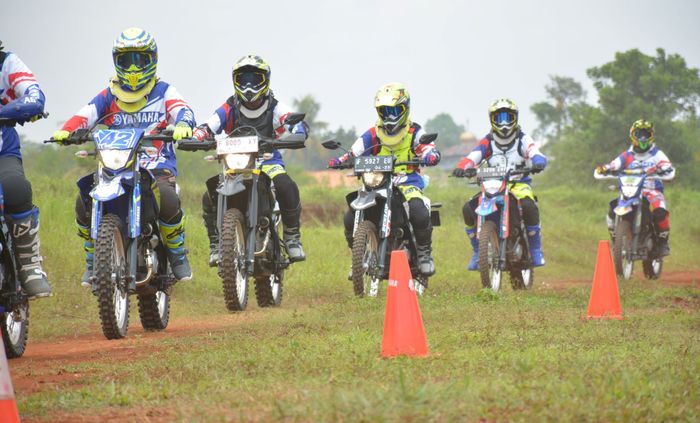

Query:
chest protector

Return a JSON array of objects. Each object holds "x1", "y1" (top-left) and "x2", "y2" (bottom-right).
[
  {"x1": 227, "y1": 95, "x2": 278, "y2": 138},
  {"x1": 374, "y1": 123, "x2": 421, "y2": 174},
  {"x1": 485, "y1": 131, "x2": 527, "y2": 170}
]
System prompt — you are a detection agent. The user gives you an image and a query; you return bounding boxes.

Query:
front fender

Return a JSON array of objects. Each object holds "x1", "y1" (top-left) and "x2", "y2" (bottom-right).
[
  {"x1": 90, "y1": 171, "x2": 134, "y2": 202},
  {"x1": 218, "y1": 174, "x2": 246, "y2": 196},
  {"x1": 476, "y1": 196, "x2": 499, "y2": 216},
  {"x1": 614, "y1": 197, "x2": 638, "y2": 216},
  {"x1": 351, "y1": 190, "x2": 377, "y2": 211}
]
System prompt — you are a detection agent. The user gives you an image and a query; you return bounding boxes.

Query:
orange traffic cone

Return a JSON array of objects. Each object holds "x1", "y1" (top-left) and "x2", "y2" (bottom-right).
[
  {"x1": 0, "y1": 332, "x2": 20, "y2": 423},
  {"x1": 586, "y1": 240, "x2": 623, "y2": 319},
  {"x1": 381, "y1": 250, "x2": 429, "y2": 357}
]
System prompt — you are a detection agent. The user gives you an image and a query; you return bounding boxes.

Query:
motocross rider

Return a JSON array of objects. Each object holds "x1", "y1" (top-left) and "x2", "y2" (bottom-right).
[
  {"x1": 595, "y1": 119, "x2": 675, "y2": 256},
  {"x1": 328, "y1": 82, "x2": 441, "y2": 276},
  {"x1": 53, "y1": 28, "x2": 195, "y2": 285},
  {"x1": 452, "y1": 98, "x2": 547, "y2": 270},
  {"x1": 193, "y1": 55, "x2": 309, "y2": 266},
  {"x1": 0, "y1": 41, "x2": 52, "y2": 299}
]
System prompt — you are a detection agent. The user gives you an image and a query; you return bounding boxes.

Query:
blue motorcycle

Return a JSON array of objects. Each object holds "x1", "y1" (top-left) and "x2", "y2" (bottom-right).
[
  {"x1": 594, "y1": 167, "x2": 672, "y2": 280},
  {"x1": 459, "y1": 164, "x2": 535, "y2": 292},
  {"x1": 47, "y1": 125, "x2": 178, "y2": 339}
]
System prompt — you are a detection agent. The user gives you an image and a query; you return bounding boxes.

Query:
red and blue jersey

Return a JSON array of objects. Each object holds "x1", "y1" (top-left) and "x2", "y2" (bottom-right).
[
  {"x1": 61, "y1": 79, "x2": 195, "y2": 175},
  {"x1": 606, "y1": 146, "x2": 675, "y2": 192},
  {"x1": 0, "y1": 52, "x2": 46, "y2": 160}
]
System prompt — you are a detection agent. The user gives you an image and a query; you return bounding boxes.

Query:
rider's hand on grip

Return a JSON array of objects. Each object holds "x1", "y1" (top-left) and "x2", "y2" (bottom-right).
[
  {"x1": 173, "y1": 122, "x2": 193, "y2": 141},
  {"x1": 595, "y1": 164, "x2": 609, "y2": 175},
  {"x1": 52, "y1": 129, "x2": 70, "y2": 144},
  {"x1": 421, "y1": 152, "x2": 439, "y2": 166},
  {"x1": 193, "y1": 125, "x2": 213, "y2": 141},
  {"x1": 328, "y1": 157, "x2": 342, "y2": 169}
]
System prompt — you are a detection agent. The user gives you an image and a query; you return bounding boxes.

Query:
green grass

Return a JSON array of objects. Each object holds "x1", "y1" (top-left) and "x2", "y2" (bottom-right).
[{"x1": 15, "y1": 152, "x2": 700, "y2": 421}]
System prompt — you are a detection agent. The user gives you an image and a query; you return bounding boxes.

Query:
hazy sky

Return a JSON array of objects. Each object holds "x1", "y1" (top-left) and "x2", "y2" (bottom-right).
[{"x1": 6, "y1": 0, "x2": 700, "y2": 143}]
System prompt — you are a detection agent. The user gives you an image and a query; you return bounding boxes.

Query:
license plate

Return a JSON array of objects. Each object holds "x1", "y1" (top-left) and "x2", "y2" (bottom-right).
[
  {"x1": 217, "y1": 136, "x2": 259, "y2": 155},
  {"x1": 354, "y1": 156, "x2": 392, "y2": 172}
]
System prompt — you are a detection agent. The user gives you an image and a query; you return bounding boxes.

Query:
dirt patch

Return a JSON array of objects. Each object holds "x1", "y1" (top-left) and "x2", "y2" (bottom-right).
[
  {"x1": 10, "y1": 312, "x2": 264, "y2": 397},
  {"x1": 25, "y1": 406, "x2": 174, "y2": 423},
  {"x1": 543, "y1": 270, "x2": 700, "y2": 291}
]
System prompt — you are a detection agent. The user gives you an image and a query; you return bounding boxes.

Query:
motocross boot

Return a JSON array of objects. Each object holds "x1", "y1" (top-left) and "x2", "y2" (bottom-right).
[
  {"x1": 159, "y1": 215, "x2": 193, "y2": 282},
  {"x1": 203, "y1": 205, "x2": 219, "y2": 267},
  {"x1": 9, "y1": 207, "x2": 52, "y2": 299},
  {"x1": 282, "y1": 205, "x2": 305, "y2": 262},
  {"x1": 466, "y1": 227, "x2": 479, "y2": 271},
  {"x1": 415, "y1": 227, "x2": 435, "y2": 276},
  {"x1": 77, "y1": 222, "x2": 94, "y2": 287},
  {"x1": 657, "y1": 230, "x2": 670, "y2": 257},
  {"x1": 527, "y1": 224, "x2": 546, "y2": 267}
]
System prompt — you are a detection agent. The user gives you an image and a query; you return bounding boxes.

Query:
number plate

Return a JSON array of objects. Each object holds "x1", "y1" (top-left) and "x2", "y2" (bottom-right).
[
  {"x1": 217, "y1": 136, "x2": 259, "y2": 155},
  {"x1": 354, "y1": 156, "x2": 392, "y2": 172}
]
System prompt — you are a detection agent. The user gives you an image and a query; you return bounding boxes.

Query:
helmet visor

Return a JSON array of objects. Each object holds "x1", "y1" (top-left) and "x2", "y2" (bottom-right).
[
  {"x1": 115, "y1": 51, "x2": 154, "y2": 69},
  {"x1": 234, "y1": 71, "x2": 266, "y2": 89},
  {"x1": 493, "y1": 110, "x2": 516, "y2": 126},
  {"x1": 634, "y1": 128, "x2": 652, "y2": 143}
]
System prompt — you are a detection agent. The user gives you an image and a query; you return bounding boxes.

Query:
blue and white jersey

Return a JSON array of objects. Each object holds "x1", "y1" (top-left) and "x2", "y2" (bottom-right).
[
  {"x1": 0, "y1": 52, "x2": 46, "y2": 159},
  {"x1": 61, "y1": 79, "x2": 195, "y2": 175}
]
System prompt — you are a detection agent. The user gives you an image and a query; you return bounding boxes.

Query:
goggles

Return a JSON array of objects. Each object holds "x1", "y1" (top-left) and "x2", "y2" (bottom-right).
[
  {"x1": 377, "y1": 105, "x2": 406, "y2": 122},
  {"x1": 234, "y1": 71, "x2": 266, "y2": 88},
  {"x1": 115, "y1": 51, "x2": 154, "y2": 69},
  {"x1": 634, "y1": 128, "x2": 652, "y2": 142},
  {"x1": 493, "y1": 110, "x2": 516, "y2": 126}
]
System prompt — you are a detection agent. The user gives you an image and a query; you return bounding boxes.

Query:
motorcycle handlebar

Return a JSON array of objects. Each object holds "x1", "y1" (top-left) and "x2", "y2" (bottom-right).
[
  {"x1": 44, "y1": 129, "x2": 178, "y2": 146},
  {"x1": 177, "y1": 139, "x2": 216, "y2": 151}
]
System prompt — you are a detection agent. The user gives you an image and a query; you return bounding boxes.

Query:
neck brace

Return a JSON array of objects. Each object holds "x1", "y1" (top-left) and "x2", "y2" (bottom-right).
[
  {"x1": 109, "y1": 77, "x2": 155, "y2": 112},
  {"x1": 240, "y1": 99, "x2": 269, "y2": 119}
]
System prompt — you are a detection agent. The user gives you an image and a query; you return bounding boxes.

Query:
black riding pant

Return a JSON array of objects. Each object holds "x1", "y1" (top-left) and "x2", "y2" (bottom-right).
[
  {"x1": 462, "y1": 193, "x2": 540, "y2": 228},
  {"x1": 0, "y1": 156, "x2": 33, "y2": 215},
  {"x1": 343, "y1": 197, "x2": 432, "y2": 247},
  {"x1": 75, "y1": 169, "x2": 182, "y2": 226},
  {"x1": 202, "y1": 172, "x2": 302, "y2": 236}
]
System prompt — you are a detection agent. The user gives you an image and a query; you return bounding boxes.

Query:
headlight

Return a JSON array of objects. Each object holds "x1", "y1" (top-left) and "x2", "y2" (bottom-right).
[
  {"x1": 99, "y1": 149, "x2": 132, "y2": 170},
  {"x1": 362, "y1": 172, "x2": 386, "y2": 188},
  {"x1": 224, "y1": 153, "x2": 253, "y2": 170},
  {"x1": 620, "y1": 176, "x2": 641, "y2": 198},
  {"x1": 482, "y1": 179, "x2": 503, "y2": 196},
  {"x1": 621, "y1": 185, "x2": 638, "y2": 198}
]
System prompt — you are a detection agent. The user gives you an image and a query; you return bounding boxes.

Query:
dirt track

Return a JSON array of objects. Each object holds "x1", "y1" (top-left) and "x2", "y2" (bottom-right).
[{"x1": 10, "y1": 270, "x2": 700, "y2": 422}]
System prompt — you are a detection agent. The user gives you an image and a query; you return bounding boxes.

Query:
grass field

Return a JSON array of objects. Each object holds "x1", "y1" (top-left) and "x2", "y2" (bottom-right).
[{"x1": 9, "y1": 155, "x2": 700, "y2": 421}]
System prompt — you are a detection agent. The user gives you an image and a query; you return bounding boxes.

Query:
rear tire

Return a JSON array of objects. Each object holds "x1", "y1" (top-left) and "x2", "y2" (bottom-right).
[
  {"x1": 137, "y1": 291, "x2": 170, "y2": 331},
  {"x1": 255, "y1": 271, "x2": 283, "y2": 307},
  {"x1": 94, "y1": 214, "x2": 129, "y2": 340},
  {"x1": 2, "y1": 301, "x2": 28, "y2": 359},
  {"x1": 220, "y1": 208, "x2": 248, "y2": 311},
  {"x1": 478, "y1": 221, "x2": 501, "y2": 291},
  {"x1": 351, "y1": 220, "x2": 379, "y2": 297},
  {"x1": 613, "y1": 220, "x2": 634, "y2": 280}
]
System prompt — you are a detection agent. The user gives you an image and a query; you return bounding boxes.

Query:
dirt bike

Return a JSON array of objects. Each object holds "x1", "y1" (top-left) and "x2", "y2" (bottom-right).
[
  {"x1": 456, "y1": 163, "x2": 536, "y2": 292},
  {"x1": 594, "y1": 167, "x2": 672, "y2": 280},
  {"x1": 178, "y1": 113, "x2": 306, "y2": 311},
  {"x1": 323, "y1": 134, "x2": 441, "y2": 297},
  {"x1": 46, "y1": 124, "x2": 178, "y2": 339},
  {"x1": 0, "y1": 114, "x2": 48, "y2": 357}
]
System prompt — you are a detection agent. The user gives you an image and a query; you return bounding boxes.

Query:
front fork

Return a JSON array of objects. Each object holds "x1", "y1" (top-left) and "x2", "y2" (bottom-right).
[{"x1": 245, "y1": 172, "x2": 260, "y2": 275}]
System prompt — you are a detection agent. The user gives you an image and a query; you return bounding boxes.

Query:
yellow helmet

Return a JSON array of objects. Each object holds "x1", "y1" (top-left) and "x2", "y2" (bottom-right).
[
  {"x1": 232, "y1": 55, "x2": 271, "y2": 105},
  {"x1": 111, "y1": 27, "x2": 158, "y2": 104},
  {"x1": 489, "y1": 98, "x2": 519, "y2": 139},
  {"x1": 374, "y1": 82, "x2": 411, "y2": 147},
  {"x1": 630, "y1": 119, "x2": 655, "y2": 152}
]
